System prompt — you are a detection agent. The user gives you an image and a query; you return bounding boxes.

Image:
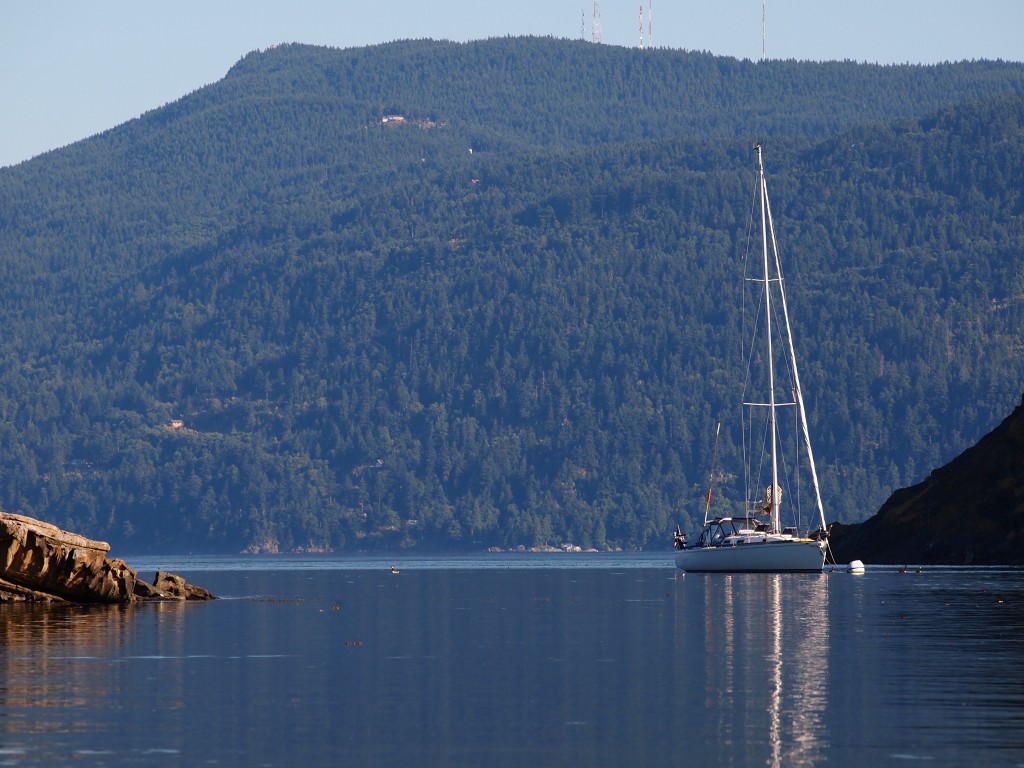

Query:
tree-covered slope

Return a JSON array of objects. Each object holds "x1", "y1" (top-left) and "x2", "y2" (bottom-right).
[{"x1": 0, "y1": 38, "x2": 1022, "y2": 553}]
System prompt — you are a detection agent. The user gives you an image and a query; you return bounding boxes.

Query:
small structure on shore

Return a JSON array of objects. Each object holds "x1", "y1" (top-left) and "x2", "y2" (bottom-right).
[{"x1": 0, "y1": 512, "x2": 214, "y2": 604}]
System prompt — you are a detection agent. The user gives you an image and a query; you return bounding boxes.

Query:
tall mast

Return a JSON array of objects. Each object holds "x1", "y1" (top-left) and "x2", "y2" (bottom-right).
[
  {"x1": 756, "y1": 143, "x2": 780, "y2": 534},
  {"x1": 762, "y1": 159, "x2": 828, "y2": 532}
]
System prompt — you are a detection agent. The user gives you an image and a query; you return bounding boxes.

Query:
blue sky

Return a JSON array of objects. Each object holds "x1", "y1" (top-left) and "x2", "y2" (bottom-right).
[{"x1": 2, "y1": 0, "x2": 1022, "y2": 167}]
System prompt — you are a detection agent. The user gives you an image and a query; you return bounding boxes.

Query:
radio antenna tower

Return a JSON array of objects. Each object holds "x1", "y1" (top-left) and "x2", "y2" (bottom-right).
[
  {"x1": 639, "y1": 4, "x2": 644, "y2": 48},
  {"x1": 761, "y1": 0, "x2": 766, "y2": 60},
  {"x1": 592, "y1": 0, "x2": 602, "y2": 43},
  {"x1": 581, "y1": 9, "x2": 585, "y2": 39},
  {"x1": 649, "y1": 0, "x2": 654, "y2": 48}
]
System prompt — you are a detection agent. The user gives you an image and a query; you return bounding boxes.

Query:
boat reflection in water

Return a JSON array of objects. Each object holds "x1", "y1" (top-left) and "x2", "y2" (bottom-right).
[
  {"x1": 680, "y1": 572, "x2": 830, "y2": 767},
  {"x1": 2, "y1": 562, "x2": 1020, "y2": 766}
]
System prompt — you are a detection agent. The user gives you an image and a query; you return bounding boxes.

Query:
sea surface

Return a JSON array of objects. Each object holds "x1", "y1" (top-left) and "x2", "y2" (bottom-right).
[{"x1": 0, "y1": 553, "x2": 1022, "y2": 767}]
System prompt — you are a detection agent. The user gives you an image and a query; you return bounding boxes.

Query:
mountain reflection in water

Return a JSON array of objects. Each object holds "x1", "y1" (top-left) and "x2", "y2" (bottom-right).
[{"x1": 0, "y1": 554, "x2": 1021, "y2": 767}]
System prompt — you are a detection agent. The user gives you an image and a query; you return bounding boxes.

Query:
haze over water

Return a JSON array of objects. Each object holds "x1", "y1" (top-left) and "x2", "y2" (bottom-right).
[{"x1": 1, "y1": 553, "x2": 1022, "y2": 766}]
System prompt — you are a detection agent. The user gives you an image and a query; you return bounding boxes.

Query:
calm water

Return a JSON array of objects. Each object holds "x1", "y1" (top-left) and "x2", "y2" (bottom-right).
[{"x1": 1, "y1": 553, "x2": 1022, "y2": 767}]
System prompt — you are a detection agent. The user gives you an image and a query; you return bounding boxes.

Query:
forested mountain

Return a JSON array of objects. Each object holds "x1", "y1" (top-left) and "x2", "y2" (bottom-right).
[{"x1": 0, "y1": 38, "x2": 1022, "y2": 553}]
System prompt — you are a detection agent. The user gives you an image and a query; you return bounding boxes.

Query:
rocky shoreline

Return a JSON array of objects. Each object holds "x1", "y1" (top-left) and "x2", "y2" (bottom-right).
[{"x1": 0, "y1": 512, "x2": 214, "y2": 604}]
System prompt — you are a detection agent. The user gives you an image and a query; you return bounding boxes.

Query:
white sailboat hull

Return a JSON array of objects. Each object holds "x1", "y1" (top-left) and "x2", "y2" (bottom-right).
[{"x1": 674, "y1": 539, "x2": 826, "y2": 573}]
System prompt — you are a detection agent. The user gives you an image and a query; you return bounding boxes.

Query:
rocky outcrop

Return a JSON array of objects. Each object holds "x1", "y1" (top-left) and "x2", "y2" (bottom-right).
[
  {"x1": 0, "y1": 513, "x2": 135, "y2": 602},
  {"x1": 147, "y1": 571, "x2": 215, "y2": 601},
  {"x1": 0, "y1": 512, "x2": 214, "y2": 603},
  {"x1": 129, "y1": 570, "x2": 215, "y2": 601},
  {"x1": 830, "y1": 392, "x2": 1024, "y2": 565}
]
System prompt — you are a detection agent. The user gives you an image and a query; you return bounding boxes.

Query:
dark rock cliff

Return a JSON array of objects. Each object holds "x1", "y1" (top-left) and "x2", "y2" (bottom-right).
[{"x1": 830, "y1": 392, "x2": 1024, "y2": 565}]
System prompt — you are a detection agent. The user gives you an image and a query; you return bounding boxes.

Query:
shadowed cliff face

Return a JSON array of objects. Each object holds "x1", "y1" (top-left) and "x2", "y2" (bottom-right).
[{"x1": 830, "y1": 393, "x2": 1024, "y2": 565}]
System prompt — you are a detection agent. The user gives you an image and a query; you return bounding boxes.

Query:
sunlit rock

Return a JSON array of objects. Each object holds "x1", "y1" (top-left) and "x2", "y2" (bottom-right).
[
  {"x1": 0, "y1": 512, "x2": 214, "y2": 603},
  {"x1": 0, "y1": 513, "x2": 134, "y2": 603}
]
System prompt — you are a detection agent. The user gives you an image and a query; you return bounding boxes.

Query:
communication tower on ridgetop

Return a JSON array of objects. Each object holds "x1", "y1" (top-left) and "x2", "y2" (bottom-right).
[
  {"x1": 592, "y1": 0, "x2": 602, "y2": 43},
  {"x1": 762, "y1": 0, "x2": 767, "y2": 60},
  {"x1": 648, "y1": 0, "x2": 654, "y2": 48}
]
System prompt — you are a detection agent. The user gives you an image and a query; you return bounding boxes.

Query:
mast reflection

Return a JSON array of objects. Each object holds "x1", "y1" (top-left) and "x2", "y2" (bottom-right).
[{"x1": 679, "y1": 573, "x2": 831, "y2": 767}]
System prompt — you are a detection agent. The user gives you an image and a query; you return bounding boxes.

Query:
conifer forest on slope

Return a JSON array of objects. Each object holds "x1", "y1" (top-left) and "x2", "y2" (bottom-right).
[{"x1": 0, "y1": 38, "x2": 1022, "y2": 552}]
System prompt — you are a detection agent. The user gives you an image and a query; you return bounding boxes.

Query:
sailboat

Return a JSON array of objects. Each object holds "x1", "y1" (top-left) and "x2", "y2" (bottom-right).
[{"x1": 674, "y1": 145, "x2": 829, "y2": 573}]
